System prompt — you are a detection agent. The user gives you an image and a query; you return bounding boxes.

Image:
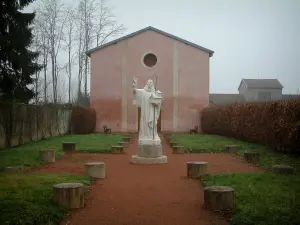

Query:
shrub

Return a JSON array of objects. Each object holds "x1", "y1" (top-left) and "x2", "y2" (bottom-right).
[
  {"x1": 71, "y1": 106, "x2": 96, "y2": 134},
  {"x1": 201, "y1": 100, "x2": 300, "y2": 154}
]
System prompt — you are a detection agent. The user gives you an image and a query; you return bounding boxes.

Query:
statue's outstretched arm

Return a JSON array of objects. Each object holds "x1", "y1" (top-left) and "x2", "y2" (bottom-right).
[{"x1": 132, "y1": 77, "x2": 138, "y2": 94}]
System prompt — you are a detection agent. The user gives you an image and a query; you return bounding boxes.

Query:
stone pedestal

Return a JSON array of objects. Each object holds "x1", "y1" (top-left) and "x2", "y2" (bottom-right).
[{"x1": 131, "y1": 140, "x2": 167, "y2": 164}]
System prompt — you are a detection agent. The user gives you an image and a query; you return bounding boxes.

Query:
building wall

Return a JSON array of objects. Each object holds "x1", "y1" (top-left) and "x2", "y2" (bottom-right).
[
  {"x1": 243, "y1": 88, "x2": 282, "y2": 101},
  {"x1": 238, "y1": 80, "x2": 247, "y2": 95},
  {"x1": 90, "y1": 30, "x2": 210, "y2": 133}
]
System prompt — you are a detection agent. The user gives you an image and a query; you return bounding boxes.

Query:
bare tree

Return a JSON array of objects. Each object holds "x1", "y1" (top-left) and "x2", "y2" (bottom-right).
[
  {"x1": 63, "y1": 7, "x2": 76, "y2": 103},
  {"x1": 94, "y1": 0, "x2": 125, "y2": 47},
  {"x1": 32, "y1": 0, "x2": 125, "y2": 104},
  {"x1": 41, "y1": 30, "x2": 50, "y2": 103},
  {"x1": 76, "y1": 0, "x2": 125, "y2": 97},
  {"x1": 32, "y1": 27, "x2": 42, "y2": 104},
  {"x1": 32, "y1": 16, "x2": 52, "y2": 104},
  {"x1": 37, "y1": 0, "x2": 67, "y2": 103},
  {"x1": 81, "y1": 0, "x2": 96, "y2": 97},
  {"x1": 74, "y1": 2, "x2": 85, "y2": 99}
]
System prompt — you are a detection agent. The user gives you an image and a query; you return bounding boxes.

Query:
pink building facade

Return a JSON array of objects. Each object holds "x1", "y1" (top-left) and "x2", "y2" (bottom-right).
[{"x1": 87, "y1": 26, "x2": 214, "y2": 133}]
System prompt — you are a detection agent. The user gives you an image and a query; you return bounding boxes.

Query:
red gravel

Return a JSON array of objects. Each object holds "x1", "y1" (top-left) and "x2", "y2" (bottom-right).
[{"x1": 31, "y1": 135, "x2": 263, "y2": 225}]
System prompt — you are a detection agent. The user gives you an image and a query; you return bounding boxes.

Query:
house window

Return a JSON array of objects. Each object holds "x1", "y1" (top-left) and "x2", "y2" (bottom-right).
[
  {"x1": 143, "y1": 53, "x2": 157, "y2": 68},
  {"x1": 258, "y1": 91, "x2": 271, "y2": 101}
]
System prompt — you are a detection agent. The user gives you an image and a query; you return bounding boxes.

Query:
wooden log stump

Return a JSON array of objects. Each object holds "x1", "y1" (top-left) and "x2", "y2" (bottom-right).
[
  {"x1": 85, "y1": 162, "x2": 105, "y2": 178},
  {"x1": 118, "y1": 141, "x2": 129, "y2": 147},
  {"x1": 122, "y1": 137, "x2": 131, "y2": 143},
  {"x1": 224, "y1": 145, "x2": 237, "y2": 153},
  {"x1": 204, "y1": 186, "x2": 235, "y2": 212},
  {"x1": 170, "y1": 141, "x2": 178, "y2": 147},
  {"x1": 243, "y1": 152, "x2": 259, "y2": 163},
  {"x1": 111, "y1": 145, "x2": 124, "y2": 154},
  {"x1": 272, "y1": 165, "x2": 295, "y2": 174},
  {"x1": 53, "y1": 183, "x2": 84, "y2": 209},
  {"x1": 187, "y1": 162, "x2": 208, "y2": 178},
  {"x1": 5, "y1": 166, "x2": 23, "y2": 173},
  {"x1": 40, "y1": 149, "x2": 56, "y2": 162},
  {"x1": 62, "y1": 142, "x2": 76, "y2": 154},
  {"x1": 172, "y1": 146, "x2": 185, "y2": 154}
]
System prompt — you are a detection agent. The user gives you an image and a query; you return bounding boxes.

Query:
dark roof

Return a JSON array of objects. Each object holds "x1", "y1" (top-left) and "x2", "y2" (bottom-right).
[
  {"x1": 86, "y1": 26, "x2": 214, "y2": 57},
  {"x1": 209, "y1": 94, "x2": 245, "y2": 106},
  {"x1": 238, "y1": 79, "x2": 283, "y2": 91}
]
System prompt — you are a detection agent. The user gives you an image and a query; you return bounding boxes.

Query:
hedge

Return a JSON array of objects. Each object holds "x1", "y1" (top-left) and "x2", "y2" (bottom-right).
[
  {"x1": 71, "y1": 106, "x2": 96, "y2": 134},
  {"x1": 201, "y1": 100, "x2": 300, "y2": 154}
]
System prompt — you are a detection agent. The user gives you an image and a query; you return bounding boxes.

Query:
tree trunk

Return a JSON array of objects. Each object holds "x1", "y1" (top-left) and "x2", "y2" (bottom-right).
[
  {"x1": 43, "y1": 53, "x2": 47, "y2": 103},
  {"x1": 68, "y1": 41, "x2": 71, "y2": 103},
  {"x1": 51, "y1": 53, "x2": 56, "y2": 103}
]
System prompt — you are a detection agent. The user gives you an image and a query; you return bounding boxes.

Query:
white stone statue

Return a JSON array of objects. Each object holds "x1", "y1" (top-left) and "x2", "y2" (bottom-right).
[
  {"x1": 132, "y1": 77, "x2": 161, "y2": 144},
  {"x1": 131, "y1": 76, "x2": 167, "y2": 164}
]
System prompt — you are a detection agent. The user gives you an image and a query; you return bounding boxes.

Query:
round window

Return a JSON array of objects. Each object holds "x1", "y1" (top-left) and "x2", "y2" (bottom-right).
[{"x1": 143, "y1": 53, "x2": 157, "y2": 68}]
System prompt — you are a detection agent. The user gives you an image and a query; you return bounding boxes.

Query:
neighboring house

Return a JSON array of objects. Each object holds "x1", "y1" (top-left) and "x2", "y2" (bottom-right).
[
  {"x1": 87, "y1": 26, "x2": 214, "y2": 133},
  {"x1": 238, "y1": 78, "x2": 283, "y2": 101},
  {"x1": 210, "y1": 79, "x2": 300, "y2": 105}
]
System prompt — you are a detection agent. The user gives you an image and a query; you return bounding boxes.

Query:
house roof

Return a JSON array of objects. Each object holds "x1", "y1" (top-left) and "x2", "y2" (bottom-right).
[
  {"x1": 209, "y1": 94, "x2": 245, "y2": 106},
  {"x1": 238, "y1": 79, "x2": 283, "y2": 91},
  {"x1": 86, "y1": 26, "x2": 214, "y2": 57}
]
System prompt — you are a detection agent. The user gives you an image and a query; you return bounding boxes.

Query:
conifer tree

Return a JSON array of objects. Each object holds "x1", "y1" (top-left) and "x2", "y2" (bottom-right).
[{"x1": 0, "y1": 0, "x2": 41, "y2": 103}]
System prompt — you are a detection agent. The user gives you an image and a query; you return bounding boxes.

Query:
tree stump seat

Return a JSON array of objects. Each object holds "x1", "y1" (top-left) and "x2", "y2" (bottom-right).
[
  {"x1": 204, "y1": 186, "x2": 235, "y2": 212},
  {"x1": 40, "y1": 149, "x2": 56, "y2": 162},
  {"x1": 187, "y1": 161, "x2": 208, "y2": 178},
  {"x1": 118, "y1": 141, "x2": 129, "y2": 147},
  {"x1": 244, "y1": 152, "x2": 259, "y2": 163},
  {"x1": 223, "y1": 145, "x2": 237, "y2": 153},
  {"x1": 170, "y1": 141, "x2": 179, "y2": 147},
  {"x1": 272, "y1": 165, "x2": 295, "y2": 174},
  {"x1": 5, "y1": 166, "x2": 24, "y2": 173},
  {"x1": 111, "y1": 145, "x2": 124, "y2": 154},
  {"x1": 62, "y1": 142, "x2": 76, "y2": 154},
  {"x1": 53, "y1": 183, "x2": 85, "y2": 209},
  {"x1": 122, "y1": 137, "x2": 131, "y2": 143},
  {"x1": 84, "y1": 162, "x2": 105, "y2": 178},
  {"x1": 172, "y1": 146, "x2": 185, "y2": 154}
]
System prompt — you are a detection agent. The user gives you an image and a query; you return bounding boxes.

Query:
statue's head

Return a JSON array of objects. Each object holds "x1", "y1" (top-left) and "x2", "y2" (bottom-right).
[
  {"x1": 146, "y1": 79, "x2": 154, "y2": 89},
  {"x1": 144, "y1": 79, "x2": 155, "y2": 92}
]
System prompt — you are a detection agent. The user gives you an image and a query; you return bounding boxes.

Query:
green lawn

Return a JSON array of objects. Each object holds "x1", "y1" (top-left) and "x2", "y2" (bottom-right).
[
  {"x1": 0, "y1": 173, "x2": 91, "y2": 225},
  {"x1": 203, "y1": 173, "x2": 300, "y2": 225},
  {"x1": 171, "y1": 134, "x2": 300, "y2": 172},
  {"x1": 0, "y1": 133, "x2": 124, "y2": 169},
  {"x1": 172, "y1": 134, "x2": 300, "y2": 224}
]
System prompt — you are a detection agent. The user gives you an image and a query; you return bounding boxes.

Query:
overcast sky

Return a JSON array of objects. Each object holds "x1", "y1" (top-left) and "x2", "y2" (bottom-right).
[{"x1": 25, "y1": 0, "x2": 300, "y2": 94}]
